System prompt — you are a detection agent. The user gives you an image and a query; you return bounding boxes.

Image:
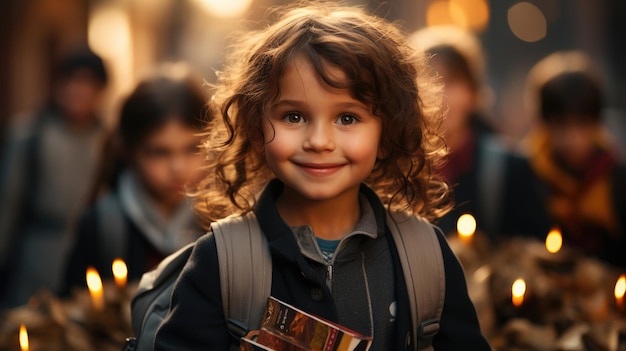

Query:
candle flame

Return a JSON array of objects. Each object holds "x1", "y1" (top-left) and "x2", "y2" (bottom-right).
[
  {"x1": 86, "y1": 267, "x2": 104, "y2": 311},
  {"x1": 512, "y1": 278, "x2": 526, "y2": 307},
  {"x1": 545, "y1": 227, "x2": 562, "y2": 253},
  {"x1": 457, "y1": 214, "x2": 476, "y2": 240},
  {"x1": 86, "y1": 267, "x2": 103, "y2": 292},
  {"x1": 616, "y1": 274, "x2": 626, "y2": 300},
  {"x1": 112, "y1": 258, "x2": 128, "y2": 288},
  {"x1": 19, "y1": 324, "x2": 28, "y2": 351}
]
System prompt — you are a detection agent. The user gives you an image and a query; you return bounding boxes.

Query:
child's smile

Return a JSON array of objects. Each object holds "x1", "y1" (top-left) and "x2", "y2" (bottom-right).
[
  {"x1": 263, "y1": 55, "x2": 382, "y2": 204},
  {"x1": 294, "y1": 161, "x2": 345, "y2": 177}
]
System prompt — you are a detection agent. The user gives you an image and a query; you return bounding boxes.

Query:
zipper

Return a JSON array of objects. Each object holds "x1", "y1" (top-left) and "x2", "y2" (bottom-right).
[{"x1": 326, "y1": 264, "x2": 333, "y2": 293}]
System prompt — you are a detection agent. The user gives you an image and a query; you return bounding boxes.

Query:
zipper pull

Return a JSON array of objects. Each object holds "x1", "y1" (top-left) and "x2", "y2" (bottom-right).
[{"x1": 326, "y1": 264, "x2": 334, "y2": 293}]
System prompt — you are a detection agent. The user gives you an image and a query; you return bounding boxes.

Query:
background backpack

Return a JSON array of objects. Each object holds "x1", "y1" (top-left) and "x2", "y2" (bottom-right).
[{"x1": 127, "y1": 211, "x2": 445, "y2": 351}]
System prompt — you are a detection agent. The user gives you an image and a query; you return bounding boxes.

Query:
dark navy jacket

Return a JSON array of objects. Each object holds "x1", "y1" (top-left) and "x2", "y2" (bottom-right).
[{"x1": 154, "y1": 180, "x2": 490, "y2": 350}]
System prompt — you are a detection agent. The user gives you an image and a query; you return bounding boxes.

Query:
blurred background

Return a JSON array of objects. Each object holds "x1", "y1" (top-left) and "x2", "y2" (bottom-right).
[
  {"x1": 1, "y1": 1, "x2": 626, "y2": 349},
  {"x1": 0, "y1": 0, "x2": 625, "y2": 150}
]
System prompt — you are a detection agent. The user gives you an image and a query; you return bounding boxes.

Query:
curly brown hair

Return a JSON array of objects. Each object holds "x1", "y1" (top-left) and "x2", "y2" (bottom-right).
[{"x1": 192, "y1": 2, "x2": 451, "y2": 228}]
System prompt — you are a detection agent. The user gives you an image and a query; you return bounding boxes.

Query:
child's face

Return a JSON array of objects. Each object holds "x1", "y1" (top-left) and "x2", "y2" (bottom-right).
[
  {"x1": 262, "y1": 56, "x2": 382, "y2": 203},
  {"x1": 133, "y1": 120, "x2": 204, "y2": 208},
  {"x1": 432, "y1": 62, "x2": 477, "y2": 137},
  {"x1": 546, "y1": 118, "x2": 599, "y2": 170},
  {"x1": 56, "y1": 68, "x2": 104, "y2": 124}
]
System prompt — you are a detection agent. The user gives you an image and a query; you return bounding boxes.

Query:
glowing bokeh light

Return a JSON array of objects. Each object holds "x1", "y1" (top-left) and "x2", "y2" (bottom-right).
[
  {"x1": 426, "y1": 0, "x2": 489, "y2": 32},
  {"x1": 507, "y1": 2, "x2": 547, "y2": 42},
  {"x1": 616, "y1": 274, "x2": 625, "y2": 311},
  {"x1": 427, "y1": 1, "x2": 458, "y2": 27},
  {"x1": 19, "y1": 324, "x2": 28, "y2": 351},
  {"x1": 512, "y1": 278, "x2": 526, "y2": 307},
  {"x1": 88, "y1": 4, "x2": 132, "y2": 59},
  {"x1": 545, "y1": 227, "x2": 563, "y2": 254},
  {"x1": 86, "y1": 267, "x2": 105, "y2": 311},
  {"x1": 447, "y1": 1, "x2": 467, "y2": 29},
  {"x1": 193, "y1": 0, "x2": 253, "y2": 18},
  {"x1": 457, "y1": 213, "x2": 477, "y2": 239},
  {"x1": 451, "y1": 0, "x2": 490, "y2": 32},
  {"x1": 112, "y1": 258, "x2": 128, "y2": 289}
]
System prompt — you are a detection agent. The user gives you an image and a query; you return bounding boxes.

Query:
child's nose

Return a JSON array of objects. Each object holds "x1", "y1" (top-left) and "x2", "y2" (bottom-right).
[
  {"x1": 303, "y1": 122, "x2": 335, "y2": 152},
  {"x1": 170, "y1": 155, "x2": 187, "y2": 176}
]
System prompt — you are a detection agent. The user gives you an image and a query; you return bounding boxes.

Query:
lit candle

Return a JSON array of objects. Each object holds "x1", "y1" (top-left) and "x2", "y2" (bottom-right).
[
  {"x1": 512, "y1": 278, "x2": 526, "y2": 307},
  {"x1": 545, "y1": 227, "x2": 562, "y2": 254},
  {"x1": 456, "y1": 214, "x2": 476, "y2": 244},
  {"x1": 19, "y1": 324, "x2": 28, "y2": 351},
  {"x1": 112, "y1": 258, "x2": 128, "y2": 289},
  {"x1": 86, "y1": 267, "x2": 105, "y2": 312},
  {"x1": 615, "y1": 274, "x2": 626, "y2": 312}
]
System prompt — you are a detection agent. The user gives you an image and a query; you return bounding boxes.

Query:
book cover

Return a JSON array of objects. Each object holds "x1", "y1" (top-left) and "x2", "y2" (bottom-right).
[
  {"x1": 259, "y1": 296, "x2": 372, "y2": 351},
  {"x1": 254, "y1": 328, "x2": 312, "y2": 351},
  {"x1": 240, "y1": 337, "x2": 275, "y2": 351},
  {"x1": 240, "y1": 329, "x2": 310, "y2": 351}
]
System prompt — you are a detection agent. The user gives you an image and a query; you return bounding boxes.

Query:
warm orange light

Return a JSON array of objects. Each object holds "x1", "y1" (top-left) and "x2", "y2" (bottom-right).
[
  {"x1": 86, "y1": 267, "x2": 104, "y2": 311},
  {"x1": 426, "y1": 0, "x2": 458, "y2": 28},
  {"x1": 512, "y1": 278, "x2": 526, "y2": 307},
  {"x1": 615, "y1": 274, "x2": 626, "y2": 311},
  {"x1": 88, "y1": 3, "x2": 132, "y2": 60},
  {"x1": 192, "y1": 0, "x2": 253, "y2": 18},
  {"x1": 426, "y1": 0, "x2": 490, "y2": 32},
  {"x1": 112, "y1": 259, "x2": 128, "y2": 289},
  {"x1": 457, "y1": 214, "x2": 476, "y2": 243},
  {"x1": 450, "y1": 0, "x2": 490, "y2": 32},
  {"x1": 19, "y1": 324, "x2": 28, "y2": 351},
  {"x1": 545, "y1": 227, "x2": 562, "y2": 254}
]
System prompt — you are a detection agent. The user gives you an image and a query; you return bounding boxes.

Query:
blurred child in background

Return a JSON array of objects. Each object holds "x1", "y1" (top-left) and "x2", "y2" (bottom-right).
[
  {"x1": 523, "y1": 51, "x2": 626, "y2": 268},
  {"x1": 0, "y1": 47, "x2": 109, "y2": 309},
  {"x1": 408, "y1": 27, "x2": 547, "y2": 241},
  {"x1": 63, "y1": 66, "x2": 208, "y2": 292}
]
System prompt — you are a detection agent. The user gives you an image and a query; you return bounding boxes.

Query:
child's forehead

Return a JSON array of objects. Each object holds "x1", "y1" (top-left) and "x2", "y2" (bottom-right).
[
  {"x1": 270, "y1": 55, "x2": 365, "y2": 105},
  {"x1": 281, "y1": 55, "x2": 347, "y2": 83}
]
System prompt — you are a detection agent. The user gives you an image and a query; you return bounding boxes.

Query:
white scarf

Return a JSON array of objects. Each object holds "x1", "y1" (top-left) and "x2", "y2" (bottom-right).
[{"x1": 118, "y1": 170, "x2": 198, "y2": 255}]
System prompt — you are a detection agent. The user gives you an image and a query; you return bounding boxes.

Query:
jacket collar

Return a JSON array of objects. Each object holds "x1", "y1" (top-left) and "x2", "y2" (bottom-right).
[{"x1": 253, "y1": 179, "x2": 387, "y2": 262}]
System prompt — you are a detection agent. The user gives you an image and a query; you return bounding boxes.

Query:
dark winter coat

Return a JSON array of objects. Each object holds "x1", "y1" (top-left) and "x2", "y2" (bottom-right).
[
  {"x1": 154, "y1": 180, "x2": 490, "y2": 350},
  {"x1": 63, "y1": 171, "x2": 202, "y2": 294}
]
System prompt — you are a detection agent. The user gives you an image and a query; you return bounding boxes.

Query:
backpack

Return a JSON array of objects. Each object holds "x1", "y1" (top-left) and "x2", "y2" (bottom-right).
[{"x1": 125, "y1": 210, "x2": 445, "y2": 351}]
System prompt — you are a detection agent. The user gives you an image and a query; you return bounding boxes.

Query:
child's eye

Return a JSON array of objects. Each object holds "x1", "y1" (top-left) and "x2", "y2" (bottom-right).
[
  {"x1": 186, "y1": 144, "x2": 200, "y2": 154},
  {"x1": 283, "y1": 112, "x2": 304, "y2": 124},
  {"x1": 336, "y1": 113, "x2": 359, "y2": 125},
  {"x1": 144, "y1": 148, "x2": 170, "y2": 158}
]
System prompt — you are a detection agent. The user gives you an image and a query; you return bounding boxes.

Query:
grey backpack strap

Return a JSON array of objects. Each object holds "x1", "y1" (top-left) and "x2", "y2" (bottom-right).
[
  {"x1": 131, "y1": 242, "x2": 195, "y2": 349},
  {"x1": 387, "y1": 212, "x2": 445, "y2": 351},
  {"x1": 211, "y1": 211, "x2": 272, "y2": 336},
  {"x1": 96, "y1": 194, "x2": 128, "y2": 262}
]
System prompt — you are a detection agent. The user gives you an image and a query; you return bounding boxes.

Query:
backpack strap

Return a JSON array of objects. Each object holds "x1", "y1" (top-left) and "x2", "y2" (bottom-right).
[
  {"x1": 130, "y1": 242, "x2": 196, "y2": 350},
  {"x1": 211, "y1": 211, "x2": 272, "y2": 338},
  {"x1": 386, "y1": 212, "x2": 445, "y2": 351}
]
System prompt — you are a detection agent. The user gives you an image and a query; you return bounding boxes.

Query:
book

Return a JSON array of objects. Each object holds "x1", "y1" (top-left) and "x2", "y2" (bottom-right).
[
  {"x1": 257, "y1": 296, "x2": 372, "y2": 351},
  {"x1": 253, "y1": 329, "x2": 311, "y2": 351},
  {"x1": 240, "y1": 329, "x2": 309, "y2": 351},
  {"x1": 240, "y1": 337, "x2": 275, "y2": 351}
]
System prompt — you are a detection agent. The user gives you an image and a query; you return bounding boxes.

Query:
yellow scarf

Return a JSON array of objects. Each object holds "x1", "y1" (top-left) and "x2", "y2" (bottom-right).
[{"x1": 527, "y1": 128, "x2": 617, "y2": 234}]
